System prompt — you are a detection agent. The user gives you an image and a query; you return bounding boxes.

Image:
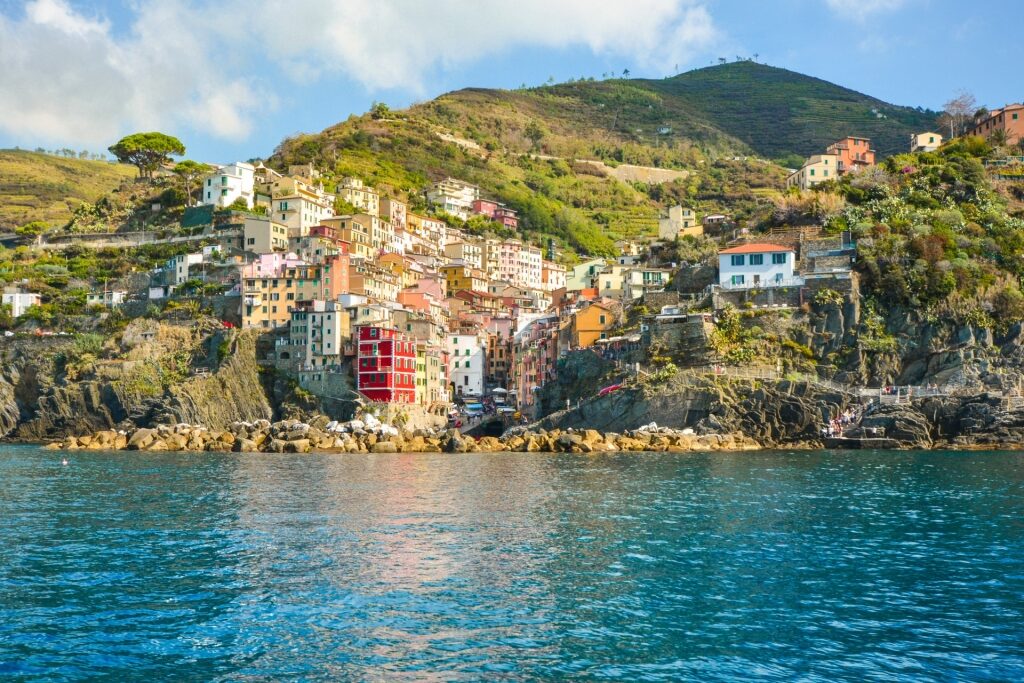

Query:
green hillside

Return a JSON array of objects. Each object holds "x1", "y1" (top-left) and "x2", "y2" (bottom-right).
[
  {"x1": 646, "y1": 62, "x2": 940, "y2": 160},
  {"x1": 0, "y1": 150, "x2": 137, "y2": 231},
  {"x1": 272, "y1": 62, "x2": 934, "y2": 256}
]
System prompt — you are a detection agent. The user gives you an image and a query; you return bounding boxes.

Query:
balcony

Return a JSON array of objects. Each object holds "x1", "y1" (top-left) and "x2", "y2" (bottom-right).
[{"x1": 720, "y1": 276, "x2": 805, "y2": 291}]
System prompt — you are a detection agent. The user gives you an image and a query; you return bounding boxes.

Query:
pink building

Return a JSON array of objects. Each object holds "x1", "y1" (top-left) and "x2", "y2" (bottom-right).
[{"x1": 493, "y1": 206, "x2": 518, "y2": 229}]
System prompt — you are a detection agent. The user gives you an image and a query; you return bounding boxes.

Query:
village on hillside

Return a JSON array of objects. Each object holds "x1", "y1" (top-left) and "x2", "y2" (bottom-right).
[{"x1": 4, "y1": 101, "x2": 1024, "y2": 431}]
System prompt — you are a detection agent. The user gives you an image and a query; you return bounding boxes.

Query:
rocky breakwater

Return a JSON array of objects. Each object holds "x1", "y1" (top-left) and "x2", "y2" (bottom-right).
[{"x1": 47, "y1": 418, "x2": 760, "y2": 454}]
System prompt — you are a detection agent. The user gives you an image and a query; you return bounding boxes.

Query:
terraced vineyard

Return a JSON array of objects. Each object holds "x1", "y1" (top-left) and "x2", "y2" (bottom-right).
[{"x1": 0, "y1": 150, "x2": 136, "y2": 231}]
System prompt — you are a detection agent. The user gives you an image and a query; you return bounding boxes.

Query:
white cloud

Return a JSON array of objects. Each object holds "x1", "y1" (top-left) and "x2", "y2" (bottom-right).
[
  {"x1": 0, "y1": 0, "x2": 268, "y2": 149},
  {"x1": 0, "y1": 0, "x2": 721, "y2": 148},
  {"x1": 824, "y1": 0, "x2": 909, "y2": 21},
  {"x1": 252, "y1": 0, "x2": 721, "y2": 91}
]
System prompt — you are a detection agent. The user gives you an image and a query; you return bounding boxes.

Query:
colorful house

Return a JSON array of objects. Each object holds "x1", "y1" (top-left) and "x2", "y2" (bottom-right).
[
  {"x1": 825, "y1": 137, "x2": 875, "y2": 174},
  {"x1": 356, "y1": 326, "x2": 417, "y2": 403},
  {"x1": 718, "y1": 243, "x2": 798, "y2": 288},
  {"x1": 967, "y1": 104, "x2": 1024, "y2": 146},
  {"x1": 570, "y1": 301, "x2": 618, "y2": 348}
]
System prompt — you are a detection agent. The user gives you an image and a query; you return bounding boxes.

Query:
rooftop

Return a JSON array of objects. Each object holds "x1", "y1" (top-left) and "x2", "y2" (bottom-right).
[{"x1": 719, "y1": 243, "x2": 793, "y2": 255}]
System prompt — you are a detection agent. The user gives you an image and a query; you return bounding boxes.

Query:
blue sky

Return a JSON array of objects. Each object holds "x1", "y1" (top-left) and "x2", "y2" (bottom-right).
[{"x1": 0, "y1": 0, "x2": 1019, "y2": 163}]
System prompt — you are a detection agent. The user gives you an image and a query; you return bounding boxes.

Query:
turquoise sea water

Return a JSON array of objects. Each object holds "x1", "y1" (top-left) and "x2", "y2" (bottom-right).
[{"x1": 1, "y1": 446, "x2": 1023, "y2": 681}]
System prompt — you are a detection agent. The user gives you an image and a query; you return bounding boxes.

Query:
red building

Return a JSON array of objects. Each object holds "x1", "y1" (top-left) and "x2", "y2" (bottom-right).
[
  {"x1": 825, "y1": 136, "x2": 875, "y2": 174},
  {"x1": 493, "y1": 206, "x2": 518, "y2": 229},
  {"x1": 356, "y1": 325, "x2": 416, "y2": 403},
  {"x1": 471, "y1": 199, "x2": 498, "y2": 218}
]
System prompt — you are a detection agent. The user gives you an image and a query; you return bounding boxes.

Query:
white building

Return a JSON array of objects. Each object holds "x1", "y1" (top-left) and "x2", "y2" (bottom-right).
[
  {"x1": 87, "y1": 290, "x2": 127, "y2": 308},
  {"x1": 517, "y1": 244, "x2": 543, "y2": 290},
  {"x1": 623, "y1": 267, "x2": 671, "y2": 300},
  {"x1": 291, "y1": 300, "x2": 349, "y2": 368},
  {"x1": 201, "y1": 162, "x2": 255, "y2": 208},
  {"x1": 272, "y1": 194, "x2": 334, "y2": 238},
  {"x1": 541, "y1": 260, "x2": 567, "y2": 291},
  {"x1": 718, "y1": 244, "x2": 799, "y2": 288},
  {"x1": 427, "y1": 177, "x2": 480, "y2": 219},
  {"x1": 447, "y1": 333, "x2": 485, "y2": 398},
  {"x1": 444, "y1": 240, "x2": 484, "y2": 270},
  {"x1": 2, "y1": 287, "x2": 41, "y2": 318},
  {"x1": 165, "y1": 246, "x2": 221, "y2": 284},
  {"x1": 910, "y1": 132, "x2": 943, "y2": 153}
]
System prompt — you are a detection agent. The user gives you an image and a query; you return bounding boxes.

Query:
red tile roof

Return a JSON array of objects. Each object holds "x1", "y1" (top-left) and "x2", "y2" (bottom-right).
[{"x1": 719, "y1": 243, "x2": 793, "y2": 255}]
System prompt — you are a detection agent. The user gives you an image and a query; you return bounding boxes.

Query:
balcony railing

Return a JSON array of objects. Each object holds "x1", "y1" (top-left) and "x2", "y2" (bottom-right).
[{"x1": 719, "y1": 276, "x2": 805, "y2": 291}]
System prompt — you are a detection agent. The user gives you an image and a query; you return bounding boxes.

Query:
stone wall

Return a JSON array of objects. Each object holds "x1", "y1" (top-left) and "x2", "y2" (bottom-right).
[{"x1": 712, "y1": 286, "x2": 803, "y2": 310}]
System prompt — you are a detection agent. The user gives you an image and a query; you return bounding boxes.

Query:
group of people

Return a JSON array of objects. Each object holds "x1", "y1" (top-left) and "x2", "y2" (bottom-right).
[{"x1": 821, "y1": 407, "x2": 860, "y2": 438}]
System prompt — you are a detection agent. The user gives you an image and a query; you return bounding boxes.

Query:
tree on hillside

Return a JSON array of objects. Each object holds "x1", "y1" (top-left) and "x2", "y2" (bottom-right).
[
  {"x1": 940, "y1": 91, "x2": 977, "y2": 138},
  {"x1": 370, "y1": 102, "x2": 390, "y2": 120},
  {"x1": 172, "y1": 160, "x2": 212, "y2": 206},
  {"x1": 108, "y1": 132, "x2": 185, "y2": 178},
  {"x1": 525, "y1": 121, "x2": 545, "y2": 151},
  {"x1": 622, "y1": 68, "x2": 631, "y2": 78}
]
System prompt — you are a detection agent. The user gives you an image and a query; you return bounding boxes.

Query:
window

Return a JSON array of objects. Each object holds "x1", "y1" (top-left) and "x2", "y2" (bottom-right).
[
  {"x1": 810, "y1": 169, "x2": 815, "y2": 176},
  {"x1": 599, "y1": 314, "x2": 606, "y2": 325},
  {"x1": 207, "y1": 179, "x2": 212, "y2": 186},
  {"x1": 221, "y1": 189, "x2": 228, "y2": 196},
  {"x1": 929, "y1": 136, "x2": 935, "y2": 143},
  {"x1": 749, "y1": 254, "x2": 764, "y2": 266},
  {"x1": 206, "y1": 192, "x2": 211, "y2": 199},
  {"x1": 772, "y1": 253, "x2": 788, "y2": 264},
  {"x1": 730, "y1": 255, "x2": 745, "y2": 266},
  {"x1": 731, "y1": 275, "x2": 745, "y2": 286},
  {"x1": 247, "y1": 238, "x2": 255, "y2": 245},
  {"x1": 455, "y1": 361, "x2": 459, "y2": 368},
  {"x1": 823, "y1": 170, "x2": 829, "y2": 177},
  {"x1": 1014, "y1": 113, "x2": 1019, "y2": 120}
]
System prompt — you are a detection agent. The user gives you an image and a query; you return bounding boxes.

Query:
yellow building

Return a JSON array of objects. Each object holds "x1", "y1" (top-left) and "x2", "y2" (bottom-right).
[
  {"x1": 571, "y1": 302, "x2": 618, "y2": 348},
  {"x1": 440, "y1": 262, "x2": 488, "y2": 293},
  {"x1": 786, "y1": 154, "x2": 839, "y2": 190},
  {"x1": 910, "y1": 132, "x2": 943, "y2": 153},
  {"x1": 323, "y1": 215, "x2": 373, "y2": 260},
  {"x1": 242, "y1": 260, "x2": 340, "y2": 329}
]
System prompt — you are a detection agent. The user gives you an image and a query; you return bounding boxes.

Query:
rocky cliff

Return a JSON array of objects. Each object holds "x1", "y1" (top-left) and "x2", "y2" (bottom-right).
[
  {"x1": 0, "y1": 319, "x2": 275, "y2": 440},
  {"x1": 536, "y1": 375, "x2": 855, "y2": 447}
]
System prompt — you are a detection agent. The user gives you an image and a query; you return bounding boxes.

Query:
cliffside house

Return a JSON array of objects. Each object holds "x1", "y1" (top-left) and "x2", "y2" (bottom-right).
[
  {"x1": 571, "y1": 301, "x2": 618, "y2": 348},
  {"x1": 2, "y1": 286, "x2": 40, "y2": 318},
  {"x1": 201, "y1": 161, "x2": 255, "y2": 209},
  {"x1": 718, "y1": 243, "x2": 799, "y2": 289},
  {"x1": 825, "y1": 136, "x2": 876, "y2": 174},
  {"x1": 967, "y1": 104, "x2": 1024, "y2": 146},
  {"x1": 910, "y1": 132, "x2": 943, "y2": 153}
]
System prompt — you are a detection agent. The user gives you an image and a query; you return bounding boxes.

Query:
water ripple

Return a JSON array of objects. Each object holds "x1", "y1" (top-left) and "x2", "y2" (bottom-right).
[{"x1": 1, "y1": 447, "x2": 1023, "y2": 681}]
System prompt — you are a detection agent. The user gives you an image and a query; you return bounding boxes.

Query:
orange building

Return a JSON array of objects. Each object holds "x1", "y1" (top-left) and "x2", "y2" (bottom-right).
[
  {"x1": 570, "y1": 301, "x2": 618, "y2": 348},
  {"x1": 967, "y1": 104, "x2": 1024, "y2": 146},
  {"x1": 826, "y1": 137, "x2": 875, "y2": 174}
]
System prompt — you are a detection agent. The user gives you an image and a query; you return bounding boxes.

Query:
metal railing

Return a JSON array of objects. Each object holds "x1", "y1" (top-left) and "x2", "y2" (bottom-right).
[{"x1": 719, "y1": 277, "x2": 806, "y2": 291}]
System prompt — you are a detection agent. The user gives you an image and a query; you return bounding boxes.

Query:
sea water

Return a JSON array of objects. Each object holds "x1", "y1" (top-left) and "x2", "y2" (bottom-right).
[{"x1": 1, "y1": 446, "x2": 1022, "y2": 681}]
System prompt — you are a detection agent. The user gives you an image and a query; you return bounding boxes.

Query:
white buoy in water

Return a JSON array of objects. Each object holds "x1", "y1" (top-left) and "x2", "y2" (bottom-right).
[{"x1": 61, "y1": 458, "x2": 68, "y2": 466}]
